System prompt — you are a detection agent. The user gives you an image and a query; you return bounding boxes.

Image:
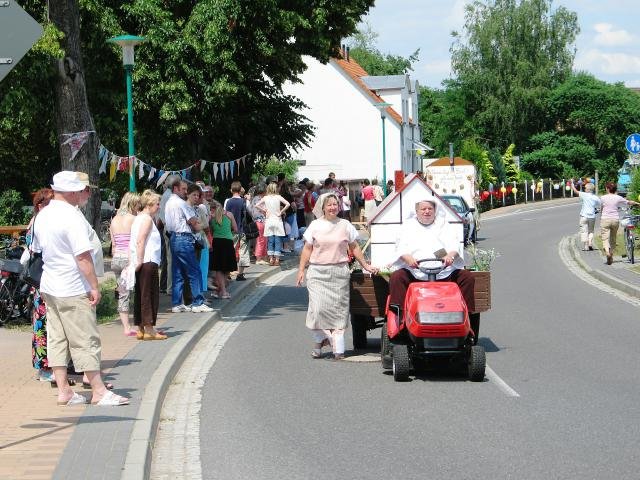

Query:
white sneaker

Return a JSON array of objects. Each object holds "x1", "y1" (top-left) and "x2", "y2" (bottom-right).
[
  {"x1": 191, "y1": 304, "x2": 214, "y2": 313},
  {"x1": 171, "y1": 304, "x2": 192, "y2": 313}
]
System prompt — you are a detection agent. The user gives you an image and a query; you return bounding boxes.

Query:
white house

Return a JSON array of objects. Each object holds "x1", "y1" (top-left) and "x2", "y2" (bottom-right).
[
  {"x1": 367, "y1": 174, "x2": 465, "y2": 267},
  {"x1": 283, "y1": 49, "x2": 422, "y2": 183}
]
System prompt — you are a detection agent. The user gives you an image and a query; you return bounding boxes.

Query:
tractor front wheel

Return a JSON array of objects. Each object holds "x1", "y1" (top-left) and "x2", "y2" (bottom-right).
[
  {"x1": 381, "y1": 324, "x2": 392, "y2": 370},
  {"x1": 468, "y1": 345, "x2": 486, "y2": 382},
  {"x1": 392, "y1": 344, "x2": 411, "y2": 381}
]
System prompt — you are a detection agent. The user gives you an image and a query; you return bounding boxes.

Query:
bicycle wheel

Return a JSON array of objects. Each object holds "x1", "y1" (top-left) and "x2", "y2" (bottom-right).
[
  {"x1": 627, "y1": 229, "x2": 635, "y2": 264},
  {"x1": 0, "y1": 279, "x2": 15, "y2": 326}
]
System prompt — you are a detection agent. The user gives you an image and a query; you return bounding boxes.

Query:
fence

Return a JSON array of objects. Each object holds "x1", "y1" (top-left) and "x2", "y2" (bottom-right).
[{"x1": 477, "y1": 178, "x2": 594, "y2": 212}]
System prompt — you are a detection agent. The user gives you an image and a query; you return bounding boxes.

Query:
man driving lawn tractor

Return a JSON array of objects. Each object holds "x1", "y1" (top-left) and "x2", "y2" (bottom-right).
[{"x1": 388, "y1": 199, "x2": 480, "y2": 341}]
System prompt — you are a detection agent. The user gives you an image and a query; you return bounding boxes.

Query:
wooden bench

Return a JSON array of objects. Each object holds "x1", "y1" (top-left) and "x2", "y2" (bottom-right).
[
  {"x1": 0, "y1": 225, "x2": 29, "y2": 236},
  {"x1": 349, "y1": 270, "x2": 491, "y2": 316}
]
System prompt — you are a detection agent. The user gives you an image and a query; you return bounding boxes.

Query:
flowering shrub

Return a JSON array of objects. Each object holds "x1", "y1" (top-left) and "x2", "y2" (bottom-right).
[{"x1": 467, "y1": 244, "x2": 499, "y2": 271}]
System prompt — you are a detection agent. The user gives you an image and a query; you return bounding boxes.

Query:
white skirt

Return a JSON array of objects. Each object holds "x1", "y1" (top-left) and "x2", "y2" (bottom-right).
[
  {"x1": 305, "y1": 263, "x2": 350, "y2": 330},
  {"x1": 264, "y1": 215, "x2": 285, "y2": 237}
]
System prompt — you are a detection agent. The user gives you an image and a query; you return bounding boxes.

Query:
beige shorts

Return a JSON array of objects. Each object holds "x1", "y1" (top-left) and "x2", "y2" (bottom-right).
[{"x1": 41, "y1": 292, "x2": 101, "y2": 372}]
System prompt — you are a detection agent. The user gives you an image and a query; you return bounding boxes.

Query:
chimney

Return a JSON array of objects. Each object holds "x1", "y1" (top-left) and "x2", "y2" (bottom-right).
[
  {"x1": 346, "y1": 46, "x2": 350, "y2": 61},
  {"x1": 395, "y1": 170, "x2": 405, "y2": 191},
  {"x1": 341, "y1": 43, "x2": 346, "y2": 59}
]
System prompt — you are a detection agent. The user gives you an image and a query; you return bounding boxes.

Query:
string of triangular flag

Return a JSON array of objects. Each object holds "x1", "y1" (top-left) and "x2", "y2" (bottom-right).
[
  {"x1": 60, "y1": 130, "x2": 96, "y2": 163},
  {"x1": 97, "y1": 144, "x2": 250, "y2": 187}
]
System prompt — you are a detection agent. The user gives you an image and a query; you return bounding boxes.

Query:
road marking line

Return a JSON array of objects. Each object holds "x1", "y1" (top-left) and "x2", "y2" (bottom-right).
[{"x1": 486, "y1": 366, "x2": 520, "y2": 397}]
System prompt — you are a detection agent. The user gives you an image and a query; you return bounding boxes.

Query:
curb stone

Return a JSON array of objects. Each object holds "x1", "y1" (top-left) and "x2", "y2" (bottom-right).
[{"x1": 565, "y1": 234, "x2": 640, "y2": 299}]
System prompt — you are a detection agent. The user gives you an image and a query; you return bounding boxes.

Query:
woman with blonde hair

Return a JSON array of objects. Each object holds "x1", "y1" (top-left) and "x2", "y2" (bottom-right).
[
  {"x1": 130, "y1": 190, "x2": 165, "y2": 339},
  {"x1": 110, "y1": 191, "x2": 140, "y2": 336},
  {"x1": 297, "y1": 193, "x2": 377, "y2": 360},
  {"x1": 255, "y1": 182, "x2": 290, "y2": 266},
  {"x1": 209, "y1": 200, "x2": 238, "y2": 299}
]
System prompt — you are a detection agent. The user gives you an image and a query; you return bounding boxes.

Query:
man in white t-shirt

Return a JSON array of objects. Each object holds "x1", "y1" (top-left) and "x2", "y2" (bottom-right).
[
  {"x1": 164, "y1": 178, "x2": 212, "y2": 313},
  {"x1": 33, "y1": 171, "x2": 129, "y2": 406}
]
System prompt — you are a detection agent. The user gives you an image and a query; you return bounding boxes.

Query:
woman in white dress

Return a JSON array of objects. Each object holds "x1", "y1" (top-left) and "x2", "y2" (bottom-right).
[
  {"x1": 255, "y1": 182, "x2": 290, "y2": 266},
  {"x1": 130, "y1": 190, "x2": 165, "y2": 340},
  {"x1": 296, "y1": 193, "x2": 377, "y2": 360}
]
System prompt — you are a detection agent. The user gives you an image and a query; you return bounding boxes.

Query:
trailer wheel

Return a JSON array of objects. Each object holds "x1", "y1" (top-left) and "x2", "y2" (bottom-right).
[
  {"x1": 381, "y1": 324, "x2": 392, "y2": 370},
  {"x1": 351, "y1": 314, "x2": 369, "y2": 350},
  {"x1": 392, "y1": 345, "x2": 411, "y2": 381},
  {"x1": 468, "y1": 345, "x2": 486, "y2": 382}
]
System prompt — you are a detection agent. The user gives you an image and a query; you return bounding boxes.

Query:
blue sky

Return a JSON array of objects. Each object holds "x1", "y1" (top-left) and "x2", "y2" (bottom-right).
[{"x1": 359, "y1": 0, "x2": 640, "y2": 88}]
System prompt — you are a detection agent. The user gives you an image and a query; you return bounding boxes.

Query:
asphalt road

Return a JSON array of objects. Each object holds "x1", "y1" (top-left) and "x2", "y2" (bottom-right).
[{"x1": 198, "y1": 202, "x2": 640, "y2": 480}]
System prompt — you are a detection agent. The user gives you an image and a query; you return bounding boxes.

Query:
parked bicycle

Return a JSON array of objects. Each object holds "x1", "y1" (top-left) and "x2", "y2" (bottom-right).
[
  {"x1": 622, "y1": 214, "x2": 640, "y2": 264},
  {"x1": 0, "y1": 257, "x2": 34, "y2": 326}
]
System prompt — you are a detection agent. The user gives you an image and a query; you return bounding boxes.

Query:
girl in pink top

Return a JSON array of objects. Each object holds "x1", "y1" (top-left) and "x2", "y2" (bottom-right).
[
  {"x1": 297, "y1": 193, "x2": 377, "y2": 360},
  {"x1": 600, "y1": 182, "x2": 640, "y2": 264}
]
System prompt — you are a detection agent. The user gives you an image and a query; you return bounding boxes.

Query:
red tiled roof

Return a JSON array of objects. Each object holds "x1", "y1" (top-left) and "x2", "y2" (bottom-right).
[{"x1": 333, "y1": 51, "x2": 404, "y2": 125}]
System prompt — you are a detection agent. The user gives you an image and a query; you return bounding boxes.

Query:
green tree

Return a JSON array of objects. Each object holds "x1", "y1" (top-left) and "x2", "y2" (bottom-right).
[
  {"x1": 461, "y1": 138, "x2": 496, "y2": 188},
  {"x1": 502, "y1": 143, "x2": 521, "y2": 182},
  {"x1": 0, "y1": 0, "x2": 375, "y2": 198},
  {"x1": 521, "y1": 131, "x2": 597, "y2": 178},
  {"x1": 546, "y1": 73, "x2": 640, "y2": 181},
  {"x1": 450, "y1": 0, "x2": 579, "y2": 149}
]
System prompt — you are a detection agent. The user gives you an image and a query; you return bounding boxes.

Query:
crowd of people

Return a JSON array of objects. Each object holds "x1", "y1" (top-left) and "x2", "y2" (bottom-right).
[{"x1": 25, "y1": 168, "x2": 395, "y2": 404}]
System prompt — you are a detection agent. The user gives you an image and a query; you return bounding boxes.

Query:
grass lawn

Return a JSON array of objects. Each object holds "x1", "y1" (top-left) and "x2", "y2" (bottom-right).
[{"x1": 97, "y1": 278, "x2": 119, "y2": 324}]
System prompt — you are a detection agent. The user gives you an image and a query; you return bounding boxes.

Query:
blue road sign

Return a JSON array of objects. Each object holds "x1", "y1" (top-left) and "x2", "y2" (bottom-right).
[{"x1": 626, "y1": 133, "x2": 640, "y2": 154}]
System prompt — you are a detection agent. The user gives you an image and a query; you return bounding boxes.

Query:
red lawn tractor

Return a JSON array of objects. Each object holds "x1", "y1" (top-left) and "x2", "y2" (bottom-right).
[{"x1": 381, "y1": 259, "x2": 485, "y2": 382}]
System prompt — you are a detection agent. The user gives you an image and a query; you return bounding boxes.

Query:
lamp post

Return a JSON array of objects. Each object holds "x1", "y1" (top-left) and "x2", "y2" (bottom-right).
[
  {"x1": 107, "y1": 34, "x2": 146, "y2": 192},
  {"x1": 374, "y1": 102, "x2": 392, "y2": 195}
]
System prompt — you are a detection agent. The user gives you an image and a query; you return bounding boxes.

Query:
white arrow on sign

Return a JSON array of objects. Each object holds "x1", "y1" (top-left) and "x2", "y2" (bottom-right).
[{"x1": 0, "y1": 1, "x2": 44, "y2": 82}]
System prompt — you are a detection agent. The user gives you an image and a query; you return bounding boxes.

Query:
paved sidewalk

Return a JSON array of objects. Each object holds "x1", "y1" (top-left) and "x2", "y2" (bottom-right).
[{"x1": 0, "y1": 258, "x2": 297, "y2": 480}]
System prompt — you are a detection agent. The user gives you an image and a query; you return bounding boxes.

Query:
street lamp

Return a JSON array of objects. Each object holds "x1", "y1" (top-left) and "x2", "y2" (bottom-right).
[
  {"x1": 374, "y1": 102, "x2": 392, "y2": 195},
  {"x1": 107, "y1": 34, "x2": 146, "y2": 192}
]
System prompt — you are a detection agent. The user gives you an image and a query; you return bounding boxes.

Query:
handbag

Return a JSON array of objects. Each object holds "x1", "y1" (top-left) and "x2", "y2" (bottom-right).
[
  {"x1": 242, "y1": 208, "x2": 259, "y2": 240},
  {"x1": 24, "y1": 217, "x2": 43, "y2": 288}
]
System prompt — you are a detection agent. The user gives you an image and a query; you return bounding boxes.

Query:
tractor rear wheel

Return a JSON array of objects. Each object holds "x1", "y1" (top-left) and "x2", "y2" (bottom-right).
[
  {"x1": 392, "y1": 344, "x2": 411, "y2": 381},
  {"x1": 468, "y1": 345, "x2": 486, "y2": 382},
  {"x1": 381, "y1": 324, "x2": 392, "y2": 370}
]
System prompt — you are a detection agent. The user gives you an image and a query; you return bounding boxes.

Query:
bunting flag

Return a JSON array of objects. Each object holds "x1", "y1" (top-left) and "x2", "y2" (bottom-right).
[
  {"x1": 98, "y1": 145, "x2": 109, "y2": 174},
  {"x1": 61, "y1": 130, "x2": 95, "y2": 163},
  {"x1": 157, "y1": 170, "x2": 170, "y2": 188},
  {"x1": 96, "y1": 143, "x2": 251, "y2": 187},
  {"x1": 109, "y1": 157, "x2": 116, "y2": 182}
]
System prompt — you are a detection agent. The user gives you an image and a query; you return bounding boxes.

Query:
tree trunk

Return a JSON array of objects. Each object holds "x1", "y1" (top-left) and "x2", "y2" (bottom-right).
[{"x1": 49, "y1": 0, "x2": 101, "y2": 233}]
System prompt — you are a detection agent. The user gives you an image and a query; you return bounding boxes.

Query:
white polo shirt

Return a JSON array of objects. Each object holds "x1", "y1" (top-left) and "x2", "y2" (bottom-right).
[
  {"x1": 164, "y1": 193, "x2": 195, "y2": 233},
  {"x1": 32, "y1": 199, "x2": 93, "y2": 297}
]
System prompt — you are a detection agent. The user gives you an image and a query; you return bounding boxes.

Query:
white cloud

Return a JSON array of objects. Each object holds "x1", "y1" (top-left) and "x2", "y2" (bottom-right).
[
  {"x1": 576, "y1": 49, "x2": 640, "y2": 75},
  {"x1": 593, "y1": 23, "x2": 634, "y2": 47},
  {"x1": 625, "y1": 79, "x2": 640, "y2": 88}
]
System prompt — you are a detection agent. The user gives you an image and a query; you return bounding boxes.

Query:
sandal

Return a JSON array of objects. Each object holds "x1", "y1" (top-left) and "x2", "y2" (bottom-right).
[
  {"x1": 311, "y1": 349, "x2": 322, "y2": 359},
  {"x1": 143, "y1": 332, "x2": 168, "y2": 341},
  {"x1": 221, "y1": 293, "x2": 231, "y2": 299},
  {"x1": 57, "y1": 392, "x2": 87, "y2": 407},
  {"x1": 91, "y1": 390, "x2": 130, "y2": 406}
]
